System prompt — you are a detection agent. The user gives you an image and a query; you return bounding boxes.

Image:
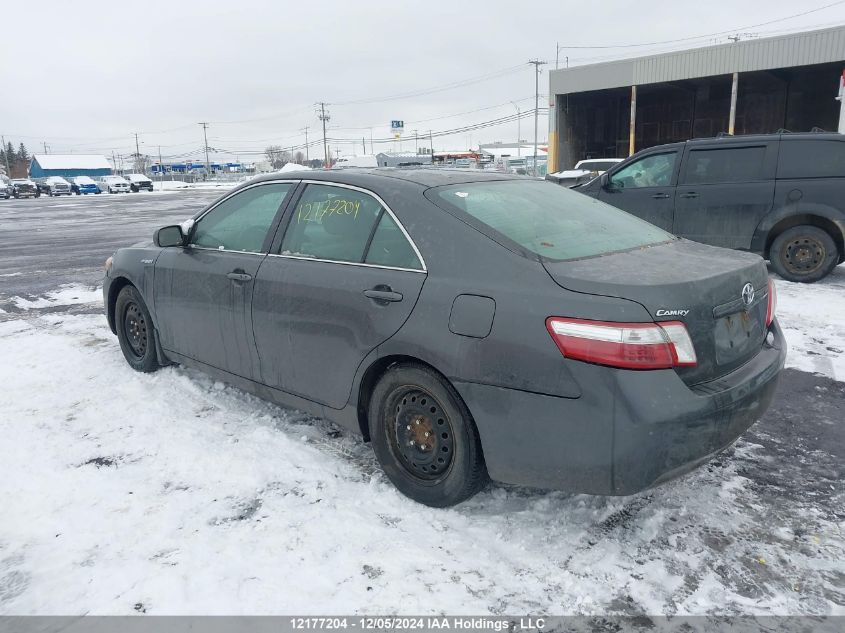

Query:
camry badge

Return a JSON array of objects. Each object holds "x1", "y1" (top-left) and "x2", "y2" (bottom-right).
[
  {"x1": 655, "y1": 309, "x2": 689, "y2": 317},
  {"x1": 741, "y1": 283, "x2": 755, "y2": 307}
]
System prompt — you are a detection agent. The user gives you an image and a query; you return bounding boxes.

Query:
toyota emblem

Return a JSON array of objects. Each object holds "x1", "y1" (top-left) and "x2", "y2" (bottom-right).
[{"x1": 741, "y1": 283, "x2": 755, "y2": 307}]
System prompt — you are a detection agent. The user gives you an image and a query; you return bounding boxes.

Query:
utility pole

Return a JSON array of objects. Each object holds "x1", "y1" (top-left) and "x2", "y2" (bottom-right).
[
  {"x1": 529, "y1": 59, "x2": 546, "y2": 177},
  {"x1": 301, "y1": 126, "x2": 310, "y2": 162},
  {"x1": 42, "y1": 142, "x2": 48, "y2": 154},
  {"x1": 1, "y1": 135, "x2": 10, "y2": 176},
  {"x1": 133, "y1": 133, "x2": 140, "y2": 158},
  {"x1": 316, "y1": 102, "x2": 330, "y2": 167},
  {"x1": 158, "y1": 146, "x2": 164, "y2": 188},
  {"x1": 413, "y1": 129, "x2": 418, "y2": 153},
  {"x1": 429, "y1": 130, "x2": 433, "y2": 155},
  {"x1": 199, "y1": 122, "x2": 210, "y2": 176}
]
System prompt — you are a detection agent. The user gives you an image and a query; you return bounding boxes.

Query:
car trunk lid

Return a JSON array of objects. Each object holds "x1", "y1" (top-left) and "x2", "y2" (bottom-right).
[{"x1": 542, "y1": 239, "x2": 770, "y2": 385}]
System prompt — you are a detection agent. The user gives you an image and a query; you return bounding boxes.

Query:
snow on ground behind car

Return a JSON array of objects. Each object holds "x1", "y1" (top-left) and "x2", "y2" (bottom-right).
[{"x1": 0, "y1": 270, "x2": 843, "y2": 615}]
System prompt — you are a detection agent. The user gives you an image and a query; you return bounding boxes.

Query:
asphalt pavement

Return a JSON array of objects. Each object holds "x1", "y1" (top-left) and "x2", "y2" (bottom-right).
[{"x1": 0, "y1": 190, "x2": 223, "y2": 299}]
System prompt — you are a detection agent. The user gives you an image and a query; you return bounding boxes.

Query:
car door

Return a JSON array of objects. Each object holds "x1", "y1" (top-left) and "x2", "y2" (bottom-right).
[
  {"x1": 153, "y1": 181, "x2": 296, "y2": 380},
  {"x1": 597, "y1": 148, "x2": 681, "y2": 231},
  {"x1": 672, "y1": 142, "x2": 777, "y2": 249},
  {"x1": 252, "y1": 182, "x2": 427, "y2": 409}
]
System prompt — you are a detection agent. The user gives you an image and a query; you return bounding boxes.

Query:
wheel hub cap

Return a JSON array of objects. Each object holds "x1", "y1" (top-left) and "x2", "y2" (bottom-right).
[
  {"x1": 392, "y1": 389, "x2": 454, "y2": 480},
  {"x1": 123, "y1": 303, "x2": 148, "y2": 357},
  {"x1": 784, "y1": 237, "x2": 824, "y2": 273}
]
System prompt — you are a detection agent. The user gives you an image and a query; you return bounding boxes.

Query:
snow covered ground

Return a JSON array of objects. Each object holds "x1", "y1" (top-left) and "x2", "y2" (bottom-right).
[{"x1": 0, "y1": 271, "x2": 843, "y2": 616}]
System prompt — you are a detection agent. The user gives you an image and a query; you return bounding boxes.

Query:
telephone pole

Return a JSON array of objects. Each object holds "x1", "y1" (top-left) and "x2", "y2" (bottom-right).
[
  {"x1": 301, "y1": 126, "x2": 310, "y2": 162},
  {"x1": 198, "y1": 122, "x2": 210, "y2": 175},
  {"x1": 529, "y1": 59, "x2": 546, "y2": 177},
  {"x1": 316, "y1": 103, "x2": 330, "y2": 168}
]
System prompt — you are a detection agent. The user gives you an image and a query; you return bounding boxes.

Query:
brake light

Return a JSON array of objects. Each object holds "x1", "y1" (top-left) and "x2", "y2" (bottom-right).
[
  {"x1": 766, "y1": 278, "x2": 777, "y2": 327},
  {"x1": 545, "y1": 317, "x2": 697, "y2": 369}
]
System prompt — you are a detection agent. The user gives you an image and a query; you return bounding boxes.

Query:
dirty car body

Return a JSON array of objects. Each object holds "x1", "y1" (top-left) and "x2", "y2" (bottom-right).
[{"x1": 104, "y1": 169, "x2": 785, "y2": 504}]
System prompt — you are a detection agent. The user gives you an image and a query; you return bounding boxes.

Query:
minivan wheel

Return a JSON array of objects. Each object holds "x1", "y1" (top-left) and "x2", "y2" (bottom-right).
[
  {"x1": 369, "y1": 364, "x2": 487, "y2": 507},
  {"x1": 115, "y1": 285, "x2": 160, "y2": 373},
  {"x1": 770, "y1": 225, "x2": 838, "y2": 283}
]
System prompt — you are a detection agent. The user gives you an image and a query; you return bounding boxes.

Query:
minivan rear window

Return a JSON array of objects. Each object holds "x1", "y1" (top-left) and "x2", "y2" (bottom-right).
[
  {"x1": 778, "y1": 140, "x2": 845, "y2": 179},
  {"x1": 431, "y1": 180, "x2": 674, "y2": 261}
]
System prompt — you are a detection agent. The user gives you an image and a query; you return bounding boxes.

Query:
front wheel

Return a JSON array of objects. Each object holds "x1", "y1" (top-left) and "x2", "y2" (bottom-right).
[
  {"x1": 369, "y1": 364, "x2": 487, "y2": 507},
  {"x1": 115, "y1": 285, "x2": 160, "y2": 373},
  {"x1": 770, "y1": 225, "x2": 839, "y2": 283}
]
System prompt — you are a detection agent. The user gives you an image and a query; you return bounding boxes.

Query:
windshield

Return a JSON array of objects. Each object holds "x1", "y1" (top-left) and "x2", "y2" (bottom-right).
[{"x1": 430, "y1": 180, "x2": 674, "y2": 262}]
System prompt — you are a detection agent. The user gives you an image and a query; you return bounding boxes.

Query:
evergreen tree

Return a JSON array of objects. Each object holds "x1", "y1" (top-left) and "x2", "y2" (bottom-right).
[
  {"x1": 17, "y1": 143, "x2": 29, "y2": 164},
  {"x1": 5, "y1": 141, "x2": 14, "y2": 163}
]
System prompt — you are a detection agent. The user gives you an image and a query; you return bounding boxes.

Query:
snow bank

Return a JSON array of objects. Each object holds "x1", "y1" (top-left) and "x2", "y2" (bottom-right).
[{"x1": 278, "y1": 163, "x2": 311, "y2": 173}]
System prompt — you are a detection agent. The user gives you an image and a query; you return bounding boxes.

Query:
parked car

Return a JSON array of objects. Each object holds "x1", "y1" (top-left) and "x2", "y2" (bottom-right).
[
  {"x1": 36, "y1": 176, "x2": 72, "y2": 196},
  {"x1": 97, "y1": 175, "x2": 131, "y2": 194},
  {"x1": 103, "y1": 170, "x2": 785, "y2": 507},
  {"x1": 125, "y1": 173, "x2": 154, "y2": 192},
  {"x1": 70, "y1": 176, "x2": 101, "y2": 195},
  {"x1": 10, "y1": 178, "x2": 39, "y2": 198},
  {"x1": 0, "y1": 177, "x2": 10, "y2": 199},
  {"x1": 575, "y1": 133, "x2": 845, "y2": 283},
  {"x1": 547, "y1": 158, "x2": 623, "y2": 187}
]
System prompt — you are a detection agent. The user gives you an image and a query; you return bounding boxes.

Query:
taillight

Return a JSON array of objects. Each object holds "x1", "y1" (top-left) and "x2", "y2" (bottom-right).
[
  {"x1": 545, "y1": 317, "x2": 697, "y2": 370},
  {"x1": 766, "y1": 278, "x2": 777, "y2": 327}
]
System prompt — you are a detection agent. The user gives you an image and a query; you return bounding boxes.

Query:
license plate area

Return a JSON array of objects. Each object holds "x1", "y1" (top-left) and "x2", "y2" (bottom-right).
[{"x1": 713, "y1": 303, "x2": 765, "y2": 365}]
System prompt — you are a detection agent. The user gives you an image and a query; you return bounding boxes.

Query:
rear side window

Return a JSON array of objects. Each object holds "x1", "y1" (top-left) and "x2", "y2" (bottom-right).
[
  {"x1": 778, "y1": 140, "x2": 845, "y2": 179},
  {"x1": 681, "y1": 146, "x2": 767, "y2": 184},
  {"x1": 431, "y1": 180, "x2": 674, "y2": 262},
  {"x1": 280, "y1": 184, "x2": 382, "y2": 263}
]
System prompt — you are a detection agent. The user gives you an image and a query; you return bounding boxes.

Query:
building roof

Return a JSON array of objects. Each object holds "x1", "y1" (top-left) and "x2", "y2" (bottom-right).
[
  {"x1": 550, "y1": 24, "x2": 845, "y2": 95},
  {"x1": 31, "y1": 154, "x2": 111, "y2": 170}
]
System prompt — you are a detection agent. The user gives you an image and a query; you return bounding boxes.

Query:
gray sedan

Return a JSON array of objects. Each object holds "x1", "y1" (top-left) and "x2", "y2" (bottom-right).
[{"x1": 103, "y1": 169, "x2": 786, "y2": 506}]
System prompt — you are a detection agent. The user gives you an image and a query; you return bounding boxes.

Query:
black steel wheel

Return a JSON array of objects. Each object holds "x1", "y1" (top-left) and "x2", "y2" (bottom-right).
[
  {"x1": 388, "y1": 387, "x2": 455, "y2": 481},
  {"x1": 770, "y1": 225, "x2": 838, "y2": 283},
  {"x1": 115, "y1": 285, "x2": 160, "y2": 372},
  {"x1": 370, "y1": 364, "x2": 487, "y2": 507}
]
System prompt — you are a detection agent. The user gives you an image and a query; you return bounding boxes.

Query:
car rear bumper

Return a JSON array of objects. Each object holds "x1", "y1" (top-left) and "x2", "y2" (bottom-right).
[{"x1": 454, "y1": 321, "x2": 786, "y2": 495}]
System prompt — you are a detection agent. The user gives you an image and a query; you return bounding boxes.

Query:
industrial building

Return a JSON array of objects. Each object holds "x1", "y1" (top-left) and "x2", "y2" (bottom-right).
[
  {"x1": 28, "y1": 154, "x2": 112, "y2": 179},
  {"x1": 547, "y1": 25, "x2": 845, "y2": 171}
]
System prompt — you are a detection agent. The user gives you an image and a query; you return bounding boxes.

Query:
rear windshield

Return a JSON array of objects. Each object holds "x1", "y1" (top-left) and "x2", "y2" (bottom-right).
[{"x1": 431, "y1": 180, "x2": 674, "y2": 261}]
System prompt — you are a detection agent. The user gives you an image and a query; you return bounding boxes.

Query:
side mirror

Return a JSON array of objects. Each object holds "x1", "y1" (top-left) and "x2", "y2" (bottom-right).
[
  {"x1": 600, "y1": 172, "x2": 610, "y2": 189},
  {"x1": 154, "y1": 225, "x2": 186, "y2": 248}
]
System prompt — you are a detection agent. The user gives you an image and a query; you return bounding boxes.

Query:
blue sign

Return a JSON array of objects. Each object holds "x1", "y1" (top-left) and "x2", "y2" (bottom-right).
[{"x1": 390, "y1": 120, "x2": 404, "y2": 130}]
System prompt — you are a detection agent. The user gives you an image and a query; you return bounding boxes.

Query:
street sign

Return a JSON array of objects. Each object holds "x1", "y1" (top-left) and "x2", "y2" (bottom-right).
[{"x1": 390, "y1": 120, "x2": 404, "y2": 135}]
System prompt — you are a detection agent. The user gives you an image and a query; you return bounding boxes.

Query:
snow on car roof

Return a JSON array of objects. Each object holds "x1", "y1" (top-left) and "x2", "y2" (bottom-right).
[
  {"x1": 32, "y1": 154, "x2": 111, "y2": 170},
  {"x1": 73, "y1": 176, "x2": 96, "y2": 184}
]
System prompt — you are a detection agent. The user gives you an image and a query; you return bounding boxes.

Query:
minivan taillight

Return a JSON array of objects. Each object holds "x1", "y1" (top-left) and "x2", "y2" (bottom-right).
[
  {"x1": 766, "y1": 278, "x2": 777, "y2": 327},
  {"x1": 545, "y1": 317, "x2": 697, "y2": 370}
]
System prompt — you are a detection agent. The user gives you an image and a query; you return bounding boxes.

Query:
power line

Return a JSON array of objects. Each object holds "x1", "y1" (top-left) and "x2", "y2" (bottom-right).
[{"x1": 556, "y1": 0, "x2": 845, "y2": 49}]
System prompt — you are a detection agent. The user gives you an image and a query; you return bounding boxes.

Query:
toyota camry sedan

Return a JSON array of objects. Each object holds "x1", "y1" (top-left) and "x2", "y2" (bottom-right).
[{"x1": 103, "y1": 169, "x2": 786, "y2": 507}]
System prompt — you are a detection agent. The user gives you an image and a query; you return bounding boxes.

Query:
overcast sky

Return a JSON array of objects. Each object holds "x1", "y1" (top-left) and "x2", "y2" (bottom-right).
[{"x1": 2, "y1": 0, "x2": 843, "y2": 163}]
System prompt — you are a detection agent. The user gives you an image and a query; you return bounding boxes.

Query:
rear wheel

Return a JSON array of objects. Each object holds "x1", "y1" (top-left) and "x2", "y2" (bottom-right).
[
  {"x1": 369, "y1": 364, "x2": 487, "y2": 507},
  {"x1": 770, "y1": 225, "x2": 838, "y2": 283},
  {"x1": 115, "y1": 285, "x2": 160, "y2": 373}
]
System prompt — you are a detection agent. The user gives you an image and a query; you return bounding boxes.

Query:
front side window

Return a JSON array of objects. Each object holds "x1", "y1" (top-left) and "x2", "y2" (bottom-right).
[
  {"x1": 610, "y1": 152, "x2": 677, "y2": 189},
  {"x1": 191, "y1": 183, "x2": 292, "y2": 253},
  {"x1": 431, "y1": 180, "x2": 674, "y2": 261},
  {"x1": 681, "y1": 146, "x2": 766, "y2": 184},
  {"x1": 279, "y1": 184, "x2": 383, "y2": 263}
]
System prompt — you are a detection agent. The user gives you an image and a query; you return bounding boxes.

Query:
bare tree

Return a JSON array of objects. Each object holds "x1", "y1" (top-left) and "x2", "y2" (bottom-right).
[
  {"x1": 265, "y1": 145, "x2": 289, "y2": 169},
  {"x1": 133, "y1": 154, "x2": 150, "y2": 173},
  {"x1": 294, "y1": 151, "x2": 305, "y2": 164}
]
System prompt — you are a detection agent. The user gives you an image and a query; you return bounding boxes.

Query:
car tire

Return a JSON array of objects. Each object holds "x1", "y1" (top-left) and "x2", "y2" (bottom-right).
[
  {"x1": 369, "y1": 363, "x2": 487, "y2": 507},
  {"x1": 115, "y1": 285, "x2": 160, "y2": 373},
  {"x1": 770, "y1": 225, "x2": 839, "y2": 283}
]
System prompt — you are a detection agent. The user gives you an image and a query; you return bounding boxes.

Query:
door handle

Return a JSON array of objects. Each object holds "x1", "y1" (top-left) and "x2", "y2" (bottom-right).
[
  {"x1": 364, "y1": 287, "x2": 403, "y2": 303},
  {"x1": 227, "y1": 271, "x2": 253, "y2": 282},
  {"x1": 679, "y1": 192, "x2": 699, "y2": 199},
  {"x1": 651, "y1": 193, "x2": 670, "y2": 199}
]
